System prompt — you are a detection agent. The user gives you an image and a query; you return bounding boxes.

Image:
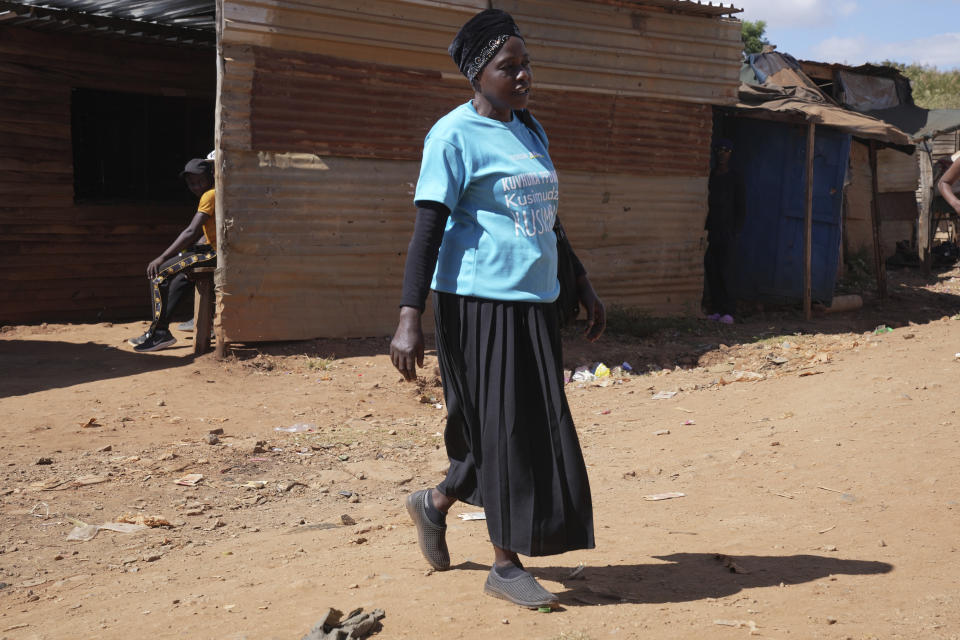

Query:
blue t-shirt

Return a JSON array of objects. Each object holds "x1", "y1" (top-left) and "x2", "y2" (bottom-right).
[{"x1": 414, "y1": 101, "x2": 560, "y2": 303}]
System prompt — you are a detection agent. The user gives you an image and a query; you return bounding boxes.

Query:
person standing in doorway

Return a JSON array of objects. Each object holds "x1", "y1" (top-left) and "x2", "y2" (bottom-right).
[{"x1": 703, "y1": 137, "x2": 746, "y2": 324}]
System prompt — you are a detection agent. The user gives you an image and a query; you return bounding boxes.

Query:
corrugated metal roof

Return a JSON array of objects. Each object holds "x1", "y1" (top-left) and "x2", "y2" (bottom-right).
[
  {"x1": 582, "y1": 0, "x2": 741, "y2": 17},
  {"x1": 0, "y1": 0, "x2": 214, "y2": 44}
]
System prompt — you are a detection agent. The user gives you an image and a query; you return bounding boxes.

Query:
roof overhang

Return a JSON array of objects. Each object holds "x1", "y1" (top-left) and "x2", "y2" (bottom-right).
[{"x1": 0, "y1": 0, "x2": 214, "y2": 47}]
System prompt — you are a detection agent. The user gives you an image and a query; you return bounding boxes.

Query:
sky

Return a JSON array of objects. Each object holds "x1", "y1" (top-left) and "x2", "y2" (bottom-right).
[{"x1": 731, "y1": 0, "x2": 960, "y2": 70}]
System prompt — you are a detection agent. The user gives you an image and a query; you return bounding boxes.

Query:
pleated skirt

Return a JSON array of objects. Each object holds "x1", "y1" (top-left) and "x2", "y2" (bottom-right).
[{"x1": 433, "y1": 291, "x2": 595, "y2": 557}]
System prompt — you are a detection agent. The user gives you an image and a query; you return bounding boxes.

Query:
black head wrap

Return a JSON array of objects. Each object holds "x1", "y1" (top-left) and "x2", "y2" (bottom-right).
[{"x1": 448, "y1": 9, "x2": 523, "y2": 82}]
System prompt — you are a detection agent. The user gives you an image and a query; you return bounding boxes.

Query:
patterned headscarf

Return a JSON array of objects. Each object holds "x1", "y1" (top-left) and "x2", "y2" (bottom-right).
[{"x1": 448, "y1": 9, "x2": 524, "y2": 82}]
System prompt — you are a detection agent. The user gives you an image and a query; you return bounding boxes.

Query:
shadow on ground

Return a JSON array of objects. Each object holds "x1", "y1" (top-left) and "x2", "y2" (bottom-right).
[
  {"x1": 456, "y1": 553, "x2": 892, "y2": 607},
  {"x1": 0, "y1": 339, "x2": 186, "y2": 398}
]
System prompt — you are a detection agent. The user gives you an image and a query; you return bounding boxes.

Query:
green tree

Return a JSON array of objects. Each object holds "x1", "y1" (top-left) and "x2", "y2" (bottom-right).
[
  {"x1": 742, "y1": 20, "x2": 770, "y2": 55},
  {"x1": 880, "y1": 60, "x2": 960, "y2": 110}
]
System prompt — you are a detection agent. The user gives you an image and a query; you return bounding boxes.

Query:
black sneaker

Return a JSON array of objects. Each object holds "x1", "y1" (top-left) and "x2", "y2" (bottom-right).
[
  {"x1": 128, "y1": 331, "x2": 151, "y2": 346},
  {"x1": 133, "y1": 330, "x2": 177, "y2": 352}
]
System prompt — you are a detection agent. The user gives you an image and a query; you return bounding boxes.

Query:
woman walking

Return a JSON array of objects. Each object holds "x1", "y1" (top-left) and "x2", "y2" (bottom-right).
[{"x1": 389, "y1": 9, "x2": 605, "y2": 609}]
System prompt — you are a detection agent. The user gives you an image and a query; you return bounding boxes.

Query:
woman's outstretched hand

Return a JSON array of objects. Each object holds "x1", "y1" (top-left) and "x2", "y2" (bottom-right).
[
  {"x1": 390, "y1": 306, "x2": 425, "y2": 381},
  {"x1": 577, "y1": 275, "x2": 605, "y2": 342}
]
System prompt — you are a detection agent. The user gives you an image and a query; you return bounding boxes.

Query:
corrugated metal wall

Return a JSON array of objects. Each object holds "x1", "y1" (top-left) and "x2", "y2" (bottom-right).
[
  {"x1": 0, "y1": 25, "x2": 214, "y2": 323},
  {"x1": 877, "y1": 148, "x2": 919, "y2": 193},
  {"x1": 217, "y1": 0, "x2": 741, "y2": 340}
]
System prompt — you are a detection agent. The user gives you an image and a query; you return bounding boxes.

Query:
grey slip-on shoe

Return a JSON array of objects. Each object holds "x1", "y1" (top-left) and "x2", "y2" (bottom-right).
[
  {"x1": 484, "y1": 566, "x2": 559, "y2": 609},
  {"x1": 405, "y1": 489, "x2": 450, "y2": 571}
]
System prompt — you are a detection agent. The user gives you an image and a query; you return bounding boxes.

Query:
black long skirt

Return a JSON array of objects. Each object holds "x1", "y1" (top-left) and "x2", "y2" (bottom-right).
[{"x1": 433, "y1": 291, "x2": 595, "y2": 557}]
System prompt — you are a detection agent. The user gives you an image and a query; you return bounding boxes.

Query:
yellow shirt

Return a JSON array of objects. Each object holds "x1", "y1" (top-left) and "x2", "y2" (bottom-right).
[{"x1": 197, "y1": 189, "x2": 216, "y2": 250}]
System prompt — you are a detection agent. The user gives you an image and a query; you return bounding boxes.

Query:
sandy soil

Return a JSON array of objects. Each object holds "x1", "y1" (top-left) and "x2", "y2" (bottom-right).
[{"x1": 2, "y1": 266, "x2": 960, "y2": 640}]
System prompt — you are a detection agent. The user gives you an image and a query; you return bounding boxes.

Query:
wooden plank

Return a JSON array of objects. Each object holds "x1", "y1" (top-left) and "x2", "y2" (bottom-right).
[{"x1": 868, "y1": 142, "x2": 888, "y2": 300}]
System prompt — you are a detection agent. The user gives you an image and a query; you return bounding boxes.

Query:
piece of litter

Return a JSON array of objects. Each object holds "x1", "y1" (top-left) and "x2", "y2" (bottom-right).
[
  {"x1": 799, "y1": 370, "x2": 824, "y2": 377},
  {"x1": 175, "y1": 474, "x2": 204, "y2": 486},
  {"x1": 567, "y1": 563, "x2": 585, "y2": 580},
  {"x1": 537, "y1": 606, "x2": 552, "y2": 613},
  {"x1": 653, "y1": 429, "x2": 670, "y2": 436},
  {"x1": 117, "y1": 513, "x2": 171, "y2": 528},
  {"x1": 683, "y1": 420, "x2": 695, "y2": 425},
  {"x1": 80, "y1": 418, "x2": 101, "y2": 428},
  {"x1": 457, "y1": 512, "x2": 486, "y2": 521},
  {"x1": 244, "y1": 480, "x2": 267, "y2": 489},
  {"x1": 66, "y1": 521, "x2": 148, "y2": 541},
  {"x1": 714, "y1": 619, "x2": 759, "y2": 634},
  {"x1": 818, "y1": 524, "x2": 836, "y2": 534},
  {"x1": 643, "y1": 492, "x2": 685, "y2": 501},
  {"x1": 274, "y1": 423, "x2": 315, "y2": 433},
  {"x1": 652, "y1": 391, "x2": 677, "y2": 400}
]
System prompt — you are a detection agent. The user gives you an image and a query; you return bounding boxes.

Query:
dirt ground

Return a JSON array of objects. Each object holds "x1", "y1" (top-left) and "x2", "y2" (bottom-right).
[{"x1": 2, "y1": 265, "x2": 960, "y2": 640}]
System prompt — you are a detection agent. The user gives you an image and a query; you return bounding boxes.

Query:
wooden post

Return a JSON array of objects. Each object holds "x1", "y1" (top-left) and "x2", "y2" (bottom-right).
[
  {"x1": 868, "y1": 141, "x2": 888, "y2": 300},
  {"x1": 803, "y1": 121, "x2": 815, "y2": 320},
  {"x1": 917, "y1": 144, "x2": 933, "y2": 274},
  {"x1": 213, "y1": 0, "x2": 227, "y2": 360}
]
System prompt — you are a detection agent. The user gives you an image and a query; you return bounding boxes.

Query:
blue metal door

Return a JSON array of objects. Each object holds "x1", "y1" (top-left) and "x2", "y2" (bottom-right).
[{"x1": 727, "y1": 118, "x2": 849, "y2": 305}]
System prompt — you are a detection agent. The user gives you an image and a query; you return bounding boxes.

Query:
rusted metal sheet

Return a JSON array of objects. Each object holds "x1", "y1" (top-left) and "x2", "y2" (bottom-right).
[
  {"x1": 216, "y1": 0, "x2": 740, "y2": 339},
  {"x1": 246, "y1": 46, "x2": 711, "y2": 175},
  {"x1": 216, "y1": 151, "x2": 418, "y2": 341},
  {"x1": 496, "y1": 0, "x2": 742, "y2": 103},
  {"x1": 877, "y1": 148, "x2": 918, "y2": 193},
  {"x1": 222, "y1": 0, "x2": 741, "y2": 103},
  {"x1": 0, "y1": 25, "x2": 214, "y2": 323},
  {"x1": 561, "y1": 173, "x2": 708, "y2": 314},
  {"x1": 216, "y1": 150, "x2": 707, "y2": 341},
  {"x1": 844, "y1": 140, "x2": 874, "y2": 257}
]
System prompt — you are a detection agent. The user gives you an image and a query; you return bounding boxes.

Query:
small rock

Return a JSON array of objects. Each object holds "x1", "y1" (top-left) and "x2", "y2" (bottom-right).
[
  {"x1": 347, "y1": 583, "x2": 359, "y2": 589},
  {"x1": 157, "y1": 400, "x2": 166, "y2": 407},
  {"x1": 209, "y1": 428, "x2": 224, "y2": 435},
  {"x1": 97, "y1": 445, "x2": 113, "y2": 452},
  {"x1": 340, "y1": 514, "x2": 356, "y2": 526},
  {"x1": 338, "y1": 490, "x2": 353, "y2": 499},
  {"x1": 878, "y1": 539, "x2": 887, "y2": 547},
  {"x1": 36, "y1": 457, "x2": 53, "y2": 465},
  {"x1": 205, "y1": 434, "x2": 220, "y2": 445},
  {"x1": 823, "y1": 544, "x2": 838, "y2": 552},
  {"x1": 144, "y1": 554, "x2": 162, "y2": 562},
  {"x1": 388, "y1": 429, "x2": 397, "y2": 435},
  {"x1": 826, "y1": 617, "x2": 838, "y2": 625},
  {"x1": 348, "y1": 495, "x2": 360, "y2": 503},
  {"x1": 353, "y1": 537, "x2": 367, "y2": 544}
]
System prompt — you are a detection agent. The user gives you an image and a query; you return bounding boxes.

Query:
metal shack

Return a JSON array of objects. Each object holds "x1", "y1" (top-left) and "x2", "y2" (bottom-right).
[
  {"x1": 0, "y1": 1, "x2": 215, "y2": 323},
  {"x1": 215, "y1": 0, "x2": 744, "y2": 343},
  {"x1": 800, "y1": 60, "x2": 960, "y2": 265},
  {"x1": 723, "y1": 52, "x2": 912, "y2": 310}
]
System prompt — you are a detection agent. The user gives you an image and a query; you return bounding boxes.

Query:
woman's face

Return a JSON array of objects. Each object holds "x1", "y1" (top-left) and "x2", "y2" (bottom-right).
[{"x1": 474, "y1": 36, "x2": 531, "y2": 120}]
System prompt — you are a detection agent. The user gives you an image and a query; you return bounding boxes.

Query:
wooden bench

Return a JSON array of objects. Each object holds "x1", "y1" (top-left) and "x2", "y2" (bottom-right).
[{"x1": 189, "y1": 266, "x2": 216, "y2": 356}]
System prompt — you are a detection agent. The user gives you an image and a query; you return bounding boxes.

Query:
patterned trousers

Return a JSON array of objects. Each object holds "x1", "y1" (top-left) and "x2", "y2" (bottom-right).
[{"x1": 149, "y1": 246, "x2": 217, "y2": 333}]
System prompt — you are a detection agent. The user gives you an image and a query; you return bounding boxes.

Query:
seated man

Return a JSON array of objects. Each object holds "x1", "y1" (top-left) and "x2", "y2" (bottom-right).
[{"x1": 128, "y1": 158, "x2": 217, "y2": 352}]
